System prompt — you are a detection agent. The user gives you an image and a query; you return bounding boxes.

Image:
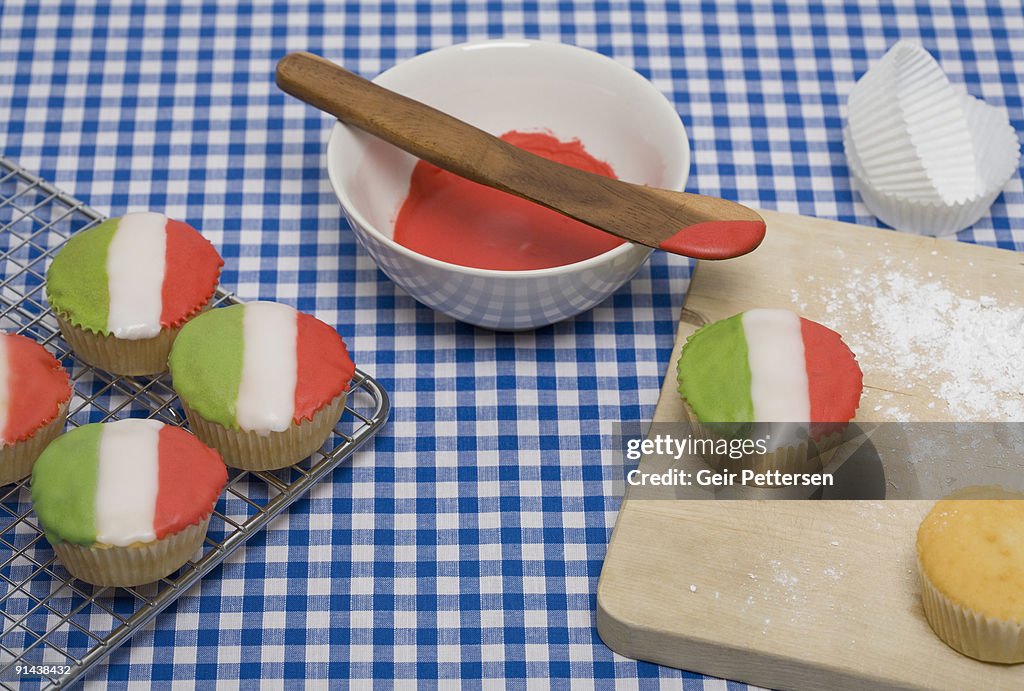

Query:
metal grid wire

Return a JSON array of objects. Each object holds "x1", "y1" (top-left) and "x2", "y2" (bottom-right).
[{"x1": 0, "y1": 156, "x2": 391, "y2": 689}]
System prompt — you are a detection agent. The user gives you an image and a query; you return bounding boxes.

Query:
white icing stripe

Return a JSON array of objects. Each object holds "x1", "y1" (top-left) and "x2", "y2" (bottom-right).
[
  {"x1": 742, "y1": 309, "x2": 811, "y2": 451},
  {"x1": 235, "y1": 302, "x2": 298, "y2": 434},
  {"x1": 94, "y1": 419, "x2": 161, "y2": 546},
  {"x1": 0, "y1": 337, "x2": 9, "y2": 444},
  {"x1": 106, "y1": 212, "x2": 168, "y2": 339}
]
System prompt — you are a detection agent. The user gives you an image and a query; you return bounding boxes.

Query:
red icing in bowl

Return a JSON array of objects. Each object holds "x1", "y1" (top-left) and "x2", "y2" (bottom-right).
[{"x1": 393, "y1": 131, "x2": 624, "y2": 270}]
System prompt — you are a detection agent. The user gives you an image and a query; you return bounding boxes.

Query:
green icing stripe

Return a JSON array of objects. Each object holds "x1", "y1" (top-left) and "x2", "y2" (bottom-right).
[
  {"x1": 676, "y1": 313, "x2": 754, "y2": 424},
  {"x1": 30, "y1": 423, "x2": 101, "y2": 545},
  {"x1": 167, "y1": 304, "x2": 245, "y2": 428},
  {"x1": 45, "y1": 218, "x2": 119, "y2": 333}
]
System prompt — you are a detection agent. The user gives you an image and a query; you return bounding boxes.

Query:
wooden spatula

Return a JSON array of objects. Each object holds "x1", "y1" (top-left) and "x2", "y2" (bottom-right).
[{"x1": 276, "y1": 51, "x2": 766, "y2": 260}]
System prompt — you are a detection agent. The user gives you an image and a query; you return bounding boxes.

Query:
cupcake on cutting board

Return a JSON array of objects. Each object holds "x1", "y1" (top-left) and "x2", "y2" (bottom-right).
[
  {"x1": 45, "y1": 211, "x2": 223, "y2": 376},
  {"x1": 31, "y1": 418, "x2": 227, "y2": 587},
  {"x1": 0, "y1": 332, "x2": 72, "y2": 485},
  {"x1": 917, "y1": 496, "x2": 1024, "y2": 663},
  {"x1": 168, "y1": 301, "x2": 356, "y2": 470},
  {"x1": 676, "y1": 308, "x2": 863, "y2": 473}
]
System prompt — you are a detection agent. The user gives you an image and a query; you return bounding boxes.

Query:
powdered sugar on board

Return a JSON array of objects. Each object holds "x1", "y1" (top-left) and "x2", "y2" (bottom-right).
[{"x1": 790, "y1": 254, "x2": 1024, "y2": 420}]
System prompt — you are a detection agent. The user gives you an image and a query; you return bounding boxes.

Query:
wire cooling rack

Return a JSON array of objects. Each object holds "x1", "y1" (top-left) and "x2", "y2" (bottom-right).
[{"x1": 0, "y1": 156, "x2": 391, "y2": 688}]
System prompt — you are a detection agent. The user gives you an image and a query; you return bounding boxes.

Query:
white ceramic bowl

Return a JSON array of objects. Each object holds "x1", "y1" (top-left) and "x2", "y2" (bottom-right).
[{"x1": 327, "y1": 39, "x2": 690, "y2": 330}]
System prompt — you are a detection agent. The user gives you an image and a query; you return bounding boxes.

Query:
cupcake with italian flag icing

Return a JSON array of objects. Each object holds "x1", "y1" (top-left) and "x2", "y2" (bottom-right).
[
  {"x1": 31, "y1": 418, "x2": 227, "y2": 587},
  {"x1": 168, "y1": 301, "x2": 356, "y2": 470},
  {"x1": 677, "y1": 308, "x2": 862, "y2": 474},
  {"x1": 0, "y1": 333, "x2": 72, "y2": 485},
  {"x1": 45, "y1": 211, "x2": 223, "y2": 376}
]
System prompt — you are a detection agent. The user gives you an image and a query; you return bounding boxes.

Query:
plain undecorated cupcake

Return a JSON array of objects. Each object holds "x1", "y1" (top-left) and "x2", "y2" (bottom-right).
[
  {"x1": 917, "y1": 497, "x2": 1024, "y2": 663},
  {"x1": 45, "y1": 211, "x2": 223, "y2": 376},
  {"x1": 0, "y1": 333, "x2": 72, "y2": 485},
  {"x1": 167, "y1": 301, "x2": 356, "y2": 470},
  {"x1": 31, "y1": 418, "x2": 227, "y2": 587},
  {"x1": 676, "y1": 309, "x2": 863, "y2": 476}
]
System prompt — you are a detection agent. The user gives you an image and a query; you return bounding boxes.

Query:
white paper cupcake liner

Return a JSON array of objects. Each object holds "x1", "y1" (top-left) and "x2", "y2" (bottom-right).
[
  {"x1": 0, "y1": 401, "x2": 68, "y2": 486},
  {"x1": 847, "y1": 41, "x2": 977, "y2": 204},
  {"x1": 918, "y1": 555, "x2": 1024, "y2": 663},
  {"x1": 965, "y1": 89, "x2": 1022, "y2": 195},
  {"x1": 677, "y1": 398, "x2": 844, "y2": 480},
  {"x1": 182, "y1": 393, "x2": 347, "y2": 471},
  {"x1": 53, "y1": 516, "x2": 210, "y2": 588},
  {"x1": 55, "y1": 299, "x2": 211, "y2": 377},
  {"x1": 845, "y1": 92, "x2": 1020, "y2": 236}
]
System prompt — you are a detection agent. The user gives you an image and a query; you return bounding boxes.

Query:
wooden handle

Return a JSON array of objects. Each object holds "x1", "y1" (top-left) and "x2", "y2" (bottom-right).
[
  {"x1": 276, "y1": 52, "x2": 581, "y2": 203},
  {"x1": 276, "y1": 51, "x2": 766, "y2": 258}
]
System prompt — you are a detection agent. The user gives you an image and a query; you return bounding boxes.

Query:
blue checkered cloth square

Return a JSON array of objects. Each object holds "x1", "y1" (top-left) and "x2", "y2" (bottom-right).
[{"x1": 0, "y1": 1, "x2": 1021, "y2": 687}]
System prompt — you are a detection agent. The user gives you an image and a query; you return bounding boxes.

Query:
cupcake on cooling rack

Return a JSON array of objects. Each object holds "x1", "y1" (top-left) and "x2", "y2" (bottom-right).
[
  {"x1": 45, "y1": 211, "x2": 223, "y2": 376},
  {"x1": 0, "y1": 333, "x2": 72, "y2": 485},
  {"x1": 676, "y1": 308, "x2": 863, "y2": 475},
  {"x1": 917, "y1": 496, "x2": 1024, "y2": 663},
  {"x1": 167, "y1": 301, "x2": 356, "y2": 471},
  {"x1": 31, "y1": 418, "x2": 227, "y2": 587}
]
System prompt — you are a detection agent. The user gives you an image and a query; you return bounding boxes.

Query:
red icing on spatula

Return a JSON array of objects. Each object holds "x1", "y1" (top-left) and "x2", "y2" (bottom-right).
[{"x1": 658, "y1": 220, "x2": 766, "y2": 260}]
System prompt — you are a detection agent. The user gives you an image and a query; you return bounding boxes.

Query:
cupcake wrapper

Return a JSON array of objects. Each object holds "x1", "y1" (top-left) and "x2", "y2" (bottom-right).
[
  {"x1": 848, "y1": 158, "x2": 1002, "y2": 237},
  {"x1": 55, "y1": 300, "x2": 212, "y2": 376},
  {"x1": 844, "y1": 91, "x2": 1021, "y2": 237},
  {"x1": 0, "y1": 401, "x2": 69, "y2": 486},
  {"x1": 182, "y1": 393, "x2": 347, "y2": 471},
  {"x1": 56, "y1": 315, "x2": 177, "y2": 377},
  {"x1": 53, "y1": 516, "x2": 210, "y2": 588},
  {"x1": 847, "y1": 41, "x2": 978, "y2": 203},
  {"x1": 918, "y1": 555, "x2": 1024, "y2": 663},
  {"x1": 962, "y1": 90, "x2": 1022, "y2": 194},
  {"x1": 678, "y1": 397, "x2": 843, "y2": 480}
]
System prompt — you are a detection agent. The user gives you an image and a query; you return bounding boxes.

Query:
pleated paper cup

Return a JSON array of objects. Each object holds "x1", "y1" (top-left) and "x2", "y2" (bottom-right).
[
  {"x1": 678, "y1": 397, "x2": 843, "y2": 482},
  {"x1": 0, "y1": 401, "x2": 68, "y2": 486},
  {"x1": 55, "y1": 300, "x2": 211, "y2": 377},
  {"x1": 847, "y1": 41, "x2": 978, "y2": 204},
  {"x1": 918, "y1": 554, "x2": 1024, "y2": 663},
  {"x1": 182, "y1": 393, "x2": 347, "y2": 471},
  {"x1": 53, "y1": 516, "x2": 210, "y2": 588},
  {"x1": 845, "y1": 93, "x2": 1020, "y2": 236},
  {"x1": 966, "y1": 91, "x2": 1022, "y2": 198}
]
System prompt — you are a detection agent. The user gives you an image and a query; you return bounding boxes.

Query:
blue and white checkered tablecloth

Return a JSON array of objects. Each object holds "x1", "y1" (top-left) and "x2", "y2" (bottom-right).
[{"x1": 1, "y1": 1, "x2": 1022, "y2": 687}]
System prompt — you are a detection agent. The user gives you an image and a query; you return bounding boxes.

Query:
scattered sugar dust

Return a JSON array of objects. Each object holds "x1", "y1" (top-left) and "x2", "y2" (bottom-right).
[
  {"x1": 791, "y1": 262, "x2": 1024, "y2": 420},
  {"x1": 823, "y1": 566, "x2": 843, "y2": 582}
]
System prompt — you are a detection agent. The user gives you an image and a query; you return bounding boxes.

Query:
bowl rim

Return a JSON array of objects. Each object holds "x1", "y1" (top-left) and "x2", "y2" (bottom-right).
[{"x1": 326, "y1": 37, "x2": 691, "y2": 279}]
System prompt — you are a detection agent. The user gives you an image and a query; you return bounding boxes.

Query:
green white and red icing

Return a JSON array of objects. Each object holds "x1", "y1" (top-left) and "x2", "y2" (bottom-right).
[
  {"x1": 30, "y1": 419, "x2": 227, "y2": 546},
  {"x1": 677, "y1": 309, "x2": 862, "y2": 443},
  {"x1": 168, "y1": 302, "x2": 355, "y2": 434},
  {"x1": 45, "y1": 212, "x2": 223, "y2": 339},
  {"x1": 0, "y1": 333, "x2": 71, "y2": 446}
]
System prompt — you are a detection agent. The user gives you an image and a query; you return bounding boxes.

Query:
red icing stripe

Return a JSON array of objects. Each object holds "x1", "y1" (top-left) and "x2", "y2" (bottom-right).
[
  {"x1": 160, "y1": 219, "x2": 224, "y2": 328},
  {"x1": 294, "y1": 313, "x2": 356, "y2": 423},
  {"x1": 658, "y1": 220, "x2": 766, "y2": 260},
  {"x1": 800, "y1": 318, "x2": 863, "y2": 440},
  {"x1": 153, "y1": 425, "x2": 227, "y2": 539},
  {"x1": 4, "y1": 334, "x2": 71, "y2": 444}
]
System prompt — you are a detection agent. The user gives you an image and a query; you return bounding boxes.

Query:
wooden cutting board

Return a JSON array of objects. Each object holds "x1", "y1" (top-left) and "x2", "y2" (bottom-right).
[{"x1": 596, "y1": 210, "x2": 1024, "y2": 690}]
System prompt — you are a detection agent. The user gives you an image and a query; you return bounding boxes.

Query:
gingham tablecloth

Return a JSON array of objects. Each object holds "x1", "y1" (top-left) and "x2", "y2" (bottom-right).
[{"x1": 1, "y1": 1, "x2": 1022, "y2": 687}]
